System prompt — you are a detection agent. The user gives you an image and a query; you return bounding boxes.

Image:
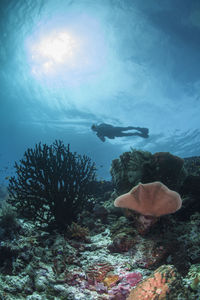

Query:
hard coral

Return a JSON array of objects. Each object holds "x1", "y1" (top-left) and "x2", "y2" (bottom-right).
[
  {"x1": 135, "y1": 242, "x2": 169, "y2": 269},
  {"x1": 152, "y1": 152, "x2": 186, "y2": 190},
  {"x1": 108, "y1": 233, "x2": 135, "y2": 253},
  {"x1": 110, "y1": 149, "x2": 152, "y2": 194},
  {"x1": 110, "y1": 150, "x2": 186, "y2": 194},
  {"x1": 108, "y1": 272, "x2": 142, "y2": 300},
  {"x1": 7, "y1": 140, "x2": 96, "y2": 230},
  {"x1": 127, "y1": 265, "x2": 185, "y2": 300},
  {"x1": 187, "y1": 264, "x2": 200, "y2": 290},
  {"x1": 103, "y1": 274, "x2": 120, "y2": 288},
  {"x1": 135, "y1": 214, "x2": 158, "y2": 235},
  {"x1": 67, "y1": 222, "x2": 90, "y2": 242},
  {"x1": 86, "y1": 262, "x2": 114, "y2": 285}
]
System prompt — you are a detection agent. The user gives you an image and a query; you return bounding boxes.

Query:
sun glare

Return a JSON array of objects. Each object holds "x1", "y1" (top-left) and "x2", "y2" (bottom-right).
[
  {"x1": 31, "y1": 31, "x2": 78, "y2": 75},
  {"x1": 27, "y1": 17, "x2": 108, "y2": 85},
  {"x1": 38, "y1": 32, "x2": 76, "y2": 62}
]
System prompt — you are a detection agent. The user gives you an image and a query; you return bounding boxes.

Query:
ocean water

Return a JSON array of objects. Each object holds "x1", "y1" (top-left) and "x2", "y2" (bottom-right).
[{"x1": 0, "y1": 0, "x2": 200, "y2": 185}]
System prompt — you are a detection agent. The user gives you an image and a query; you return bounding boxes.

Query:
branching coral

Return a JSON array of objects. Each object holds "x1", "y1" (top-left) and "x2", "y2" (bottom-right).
[
  {"x1": 67, "y1": 222, "x2": 90, "y2": 242},
  {"x1": 7, "y1": 140, "x2": 96, "y2": 230}
]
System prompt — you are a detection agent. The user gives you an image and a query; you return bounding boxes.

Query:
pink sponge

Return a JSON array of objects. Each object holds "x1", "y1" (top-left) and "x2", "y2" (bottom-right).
[{"x1": 114, "y1": 181, "x2": 182, "y2": 217}]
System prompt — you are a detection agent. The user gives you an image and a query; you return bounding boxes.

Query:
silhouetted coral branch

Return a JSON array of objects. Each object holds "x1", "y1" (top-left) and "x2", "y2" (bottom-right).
[{"x1": 7, "y1": 140, "x2": 96, "y2": 230}]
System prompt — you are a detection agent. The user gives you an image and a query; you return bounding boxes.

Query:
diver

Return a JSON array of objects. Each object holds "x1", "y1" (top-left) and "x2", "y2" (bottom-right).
[{"x1": 91, "y1": 123, "x2": 149, "y2": 142}]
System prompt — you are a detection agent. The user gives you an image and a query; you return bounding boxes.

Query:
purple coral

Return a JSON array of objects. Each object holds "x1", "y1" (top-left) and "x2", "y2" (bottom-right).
[
  {"x1": 108, "y1": 272, "x2": 142, "y2": 299},
  {"x1": 108, "y1": 285, "x2": 130, "y2": 300},
  {"x1": 123, "y1": 272, "x2": 142, "y2": 286}
]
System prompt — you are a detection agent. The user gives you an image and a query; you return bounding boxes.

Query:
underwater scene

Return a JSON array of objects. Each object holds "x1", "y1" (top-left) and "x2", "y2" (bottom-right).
[{"x1": 0, "y1": 0, "x2": 200, "y2": 299}]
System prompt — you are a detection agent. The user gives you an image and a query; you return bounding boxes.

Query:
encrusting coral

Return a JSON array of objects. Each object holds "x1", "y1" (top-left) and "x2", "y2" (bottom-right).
[
  {"x1": 7, "y1": 140, "x2": 96, "y2": 230},
  {"x1": 127, "y1": 265, "x2": 186, "y2": 299}
]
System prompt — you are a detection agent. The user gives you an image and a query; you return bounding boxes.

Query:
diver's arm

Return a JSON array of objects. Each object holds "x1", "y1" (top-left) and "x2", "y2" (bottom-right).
[{"x1": 97, "y1": 133, "x2": 105, "y2": 142}]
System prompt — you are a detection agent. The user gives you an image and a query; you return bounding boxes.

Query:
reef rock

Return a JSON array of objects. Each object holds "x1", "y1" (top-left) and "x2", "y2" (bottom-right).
[{"x1": 110, "y1": 150, "x2": 187, "y2": 194}]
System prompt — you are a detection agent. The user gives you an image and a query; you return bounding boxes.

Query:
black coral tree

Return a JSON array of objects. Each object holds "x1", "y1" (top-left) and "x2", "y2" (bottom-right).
[{"x1": 8, "y1": 140, "x2": 96, "y2": 230}]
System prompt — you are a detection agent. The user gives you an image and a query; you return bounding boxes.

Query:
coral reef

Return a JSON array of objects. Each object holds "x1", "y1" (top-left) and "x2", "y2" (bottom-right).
[
  {"x1": 7, "y1": 140, "x2": 96, "y2": 230},
  {"x1": 103, "y1": 274, "x2": 120, "y2": 287},
  {"x1": 0, "y1": 203, "x2": 19, "y2": 237},
  {"x1": 127, "y1": 265, "x2": 186, "y2": 299},
  {"x1": 134, "y1": 240, "x2": 170, "y2": 270},
  {"x1": 110, "y1": 150, "x2": 187, "y2": 194},
  {"x1": 93, "y1": 204, "x2": 108, "y2": 223},
  {"x1": 113, "y1": 181, "x2": 182, "y2": 236},
  {"x1": 0, "y1": 150, "x2": 199, "y2": 299},
  {"x1": 108, "y1": 232, "x2": 136, "y2": 253},
  {"x1": 173, "y1": 212, "x2": 200, "y2": 264},
  {"x1": 134, "y1": 214, "x2": 159, "y2": 235},
  {"x1": 151, "y1": 152, "x2": 186, "y2": 190},
  {"x1": 0, "y1": 204, "x2": 196, "y2": 300},
  {"x1": 183, "y1": 156, "x2": 200, "y2": 176},
  {"x1": 187, "y1": 264, "x2": 200, "y2": 291},
  {"x1": 110, "y1": 150, "x2": 200, "y2": 230},
  {"x1": 86, "y1": 262, "x2": 114, "y2": 285},
  {"x1": 67, "y1": 222, "x2": 90, "y2": 242},
  {"x1": 110, "y1": 149, "x2": 153, "y2": 194},
  {"x1": 108, "y1": 272, "x2": 142, "y2": 299}
]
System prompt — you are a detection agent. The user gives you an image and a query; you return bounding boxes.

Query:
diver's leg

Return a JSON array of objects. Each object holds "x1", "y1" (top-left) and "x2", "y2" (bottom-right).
[
  {"x1": 121, "y1": 126, "x2": 149, "y2": 132},
  {"x1": 114, "y1": 126, "x2": 130, "y2": 131},
  {"x1": 115, "y1": 126, "x2": 138, "y2": 131},
  {"x1": 122, "y1": 127, "x2": 149, "y2": 137},
  {"x1": 115, "y1": 132, "x2": 138, "y2": 137},
  {"x1": 133, "y1": 127, "x2": 149, "y2": 135},
  {"x1": 137, "y1": 128, "x2": 149, "y2": 137},
  {"x1": 115, "y1": 132, "x2": 149, "y2": 138},
  {"x1": 112, "y1": 127, "x2": 149, "y2": 138}
]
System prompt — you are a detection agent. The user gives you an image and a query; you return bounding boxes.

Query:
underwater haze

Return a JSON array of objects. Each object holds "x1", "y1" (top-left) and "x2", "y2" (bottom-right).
[{"x1": 0, "y1": 0, "x2": 200, "y2": 183}]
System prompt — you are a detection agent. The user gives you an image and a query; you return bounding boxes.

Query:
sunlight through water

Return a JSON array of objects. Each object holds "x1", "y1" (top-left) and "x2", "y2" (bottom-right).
[
  {"x1": 31, "y1": 31, "x2": 79, "y2": 75},
  {"x1": 25, "y1": 13, "x2": 110, "y2": 88}
]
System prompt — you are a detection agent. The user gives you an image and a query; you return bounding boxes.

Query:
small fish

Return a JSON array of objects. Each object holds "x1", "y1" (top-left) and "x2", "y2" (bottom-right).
[{"x1": 5, "y1": 176, "x2": 10, "y2": 180}]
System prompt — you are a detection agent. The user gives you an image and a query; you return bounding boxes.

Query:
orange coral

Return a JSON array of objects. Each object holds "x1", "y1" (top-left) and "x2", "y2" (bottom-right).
[{"x1": 127, "y1": 265, "x2": 180, "y2": 300}]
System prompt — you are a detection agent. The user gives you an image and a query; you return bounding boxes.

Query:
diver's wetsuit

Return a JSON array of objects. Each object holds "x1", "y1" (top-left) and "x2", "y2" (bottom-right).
[{"x1": 92, "y1": 123, "x2": 149, "y2": 142}]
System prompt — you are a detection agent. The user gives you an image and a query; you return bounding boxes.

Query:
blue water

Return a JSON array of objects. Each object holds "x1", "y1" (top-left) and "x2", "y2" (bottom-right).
[{"x1": 0, "y1": 0, "x2": 200, "y2": 185}]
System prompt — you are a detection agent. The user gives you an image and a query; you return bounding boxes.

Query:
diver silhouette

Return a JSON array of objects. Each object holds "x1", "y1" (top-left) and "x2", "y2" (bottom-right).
[{"x1": 91, "y1": 123, "x2": 149, "y2": 142}]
